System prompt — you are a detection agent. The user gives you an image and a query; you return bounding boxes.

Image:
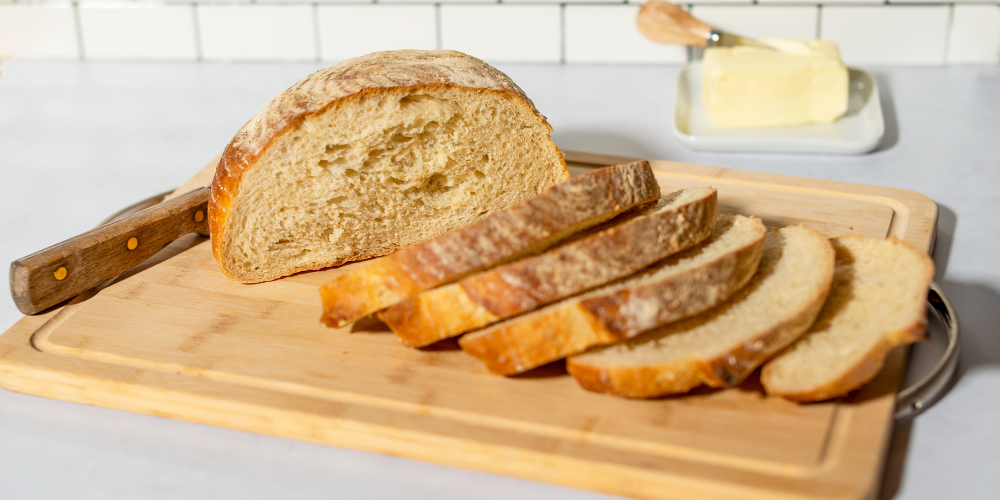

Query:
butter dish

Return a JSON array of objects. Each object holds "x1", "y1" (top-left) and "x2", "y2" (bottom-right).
[{"x1": 673, "y1": 62, "x2": 884, "y2": 154}]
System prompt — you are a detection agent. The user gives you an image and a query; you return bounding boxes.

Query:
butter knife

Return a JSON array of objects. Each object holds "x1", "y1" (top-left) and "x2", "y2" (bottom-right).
[{"x1": 637, "y1": 0, "x2": 776, "y2": 51}]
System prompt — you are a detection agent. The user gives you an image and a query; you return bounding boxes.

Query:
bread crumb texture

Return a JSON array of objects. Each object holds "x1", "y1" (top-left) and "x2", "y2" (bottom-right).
[
  {"x1": 319, "y1": 161, "x2": 659, "y2": 327},
  {"x1": 761, "y1": 235, "x2": 934, "y2": 402},
  {"x1": 209, "y1": 50, "x2": 568, "y2": 283}
]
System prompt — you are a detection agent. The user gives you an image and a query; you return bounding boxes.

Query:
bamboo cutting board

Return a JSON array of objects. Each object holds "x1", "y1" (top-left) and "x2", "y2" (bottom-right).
[{"x1": 0, "y1": 150, "x2": 937, "y2": 500}]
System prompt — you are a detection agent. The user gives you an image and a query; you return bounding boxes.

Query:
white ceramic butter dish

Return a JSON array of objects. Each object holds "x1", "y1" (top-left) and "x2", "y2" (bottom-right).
[{"x1": 674, "y1": 62, "x2": 885, "y2": 154}]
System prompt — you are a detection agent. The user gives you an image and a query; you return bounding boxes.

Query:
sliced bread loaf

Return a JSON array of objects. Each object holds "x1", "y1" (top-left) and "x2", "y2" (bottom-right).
[
  {"x1": 210, "y1": 50, "x2": 570, "y2": 283},
  {"x1": 568, "y1": 225, "x2": 835, "y2": 398},
  {"x1": 459, "y1": 214, "x2": 767, "y2": 375},
  {"x1": 320, "y1": 161, "x2": 662, "y2": 327},
  {"x1": 760, "y1": 235, "x2": 934, "y2": 402},
  {"x1": 380, "y1": 187, "x2": 718, "y2": 347}
]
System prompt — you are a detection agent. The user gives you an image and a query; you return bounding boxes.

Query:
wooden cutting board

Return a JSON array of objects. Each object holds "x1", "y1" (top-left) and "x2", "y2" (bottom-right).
[{"x1": 0, "y1": 150, "x2": 937, "y2": 500}]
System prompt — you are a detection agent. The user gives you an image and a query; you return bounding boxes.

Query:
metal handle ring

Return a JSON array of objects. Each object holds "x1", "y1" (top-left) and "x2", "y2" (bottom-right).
[{"x1": 895, "y1": 281, "x2": 960, "y2": 420}]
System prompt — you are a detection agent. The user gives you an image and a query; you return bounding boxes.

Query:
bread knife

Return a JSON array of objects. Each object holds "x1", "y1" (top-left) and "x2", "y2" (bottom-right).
[{"x1": 9, "y1": 187, "x2": 210, "y2": 315}]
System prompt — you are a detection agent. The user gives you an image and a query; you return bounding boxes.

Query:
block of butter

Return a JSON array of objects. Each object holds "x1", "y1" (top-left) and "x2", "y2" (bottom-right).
[{"x1": 701, "y1": 38, "x2": 849, "y2": 129}]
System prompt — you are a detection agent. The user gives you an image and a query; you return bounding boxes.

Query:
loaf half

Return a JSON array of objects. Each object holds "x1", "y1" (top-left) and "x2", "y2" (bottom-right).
[
  {"x1": 760, "y1": 235, "x2": 934, "y2": 402},
  {"x1": 320, "y1": 161, "x2": 662, "y2": 327},
  {"x1": 459, "y1": 214, "x2": 767, "y2": 375},
  {"x1": 568, "y1": 225, "x2": 835, "y2": 398},
  {"x1": 210, "y1": 50, "x2": 570, "y2": 283},
  {"x1": 380, "y1": 187, "x2": 718, "y2": 347}
]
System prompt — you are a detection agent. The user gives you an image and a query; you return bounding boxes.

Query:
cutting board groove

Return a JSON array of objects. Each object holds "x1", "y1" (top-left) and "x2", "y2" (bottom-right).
[{"x1": 0, "y1": 151, "x2": 937, "y2": 500}]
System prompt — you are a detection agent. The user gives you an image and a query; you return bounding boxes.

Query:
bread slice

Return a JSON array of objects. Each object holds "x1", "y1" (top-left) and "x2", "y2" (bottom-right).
[
  {"x1": 320, "y1": 161, "x2": 662, "y2": 327},
  {"x1": 760, "y1": 235, "x2": 934, "y2": 402},
  {"x1": 209, "y1": 50, "x2": 570, "y2": 283},
  {"x1": 380, "y1": 187, "x2": 718, "y2": 347},
  {"x1": 459, "y1": 214, "x2": 767, "y2": 375},
  {"x1": 568, "y1": 225, "x2": 835, "y2": 398}
]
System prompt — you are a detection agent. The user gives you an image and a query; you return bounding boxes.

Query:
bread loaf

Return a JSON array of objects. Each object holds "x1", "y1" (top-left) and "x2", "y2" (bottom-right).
[
  {"x1": 379, "y1": 187, "x2": 718, "y2": 347},
  {"x1": 760, "y1": 235, "x2": 934, "y2": 402},
  {"x1": 209, "y1": 50, "x2": 569, "y2": 283},
  {"x1": 320, "y1": 161, "x2": 662, "y2": 327},
  {"x1": 568, "y1": 225, "x2": 835, "y2": 398},
  {"x1": 459, "y1": 214, "x2": 767, "y2": 375}
]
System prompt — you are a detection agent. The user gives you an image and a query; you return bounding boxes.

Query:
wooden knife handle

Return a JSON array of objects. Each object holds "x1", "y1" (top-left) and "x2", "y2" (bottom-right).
[
  {"x1": 636, "y1": 0, "x2": 713, "y2": 47},
  {"x1": 9, "y1": 187, "x2": 211, "y2": 315}
]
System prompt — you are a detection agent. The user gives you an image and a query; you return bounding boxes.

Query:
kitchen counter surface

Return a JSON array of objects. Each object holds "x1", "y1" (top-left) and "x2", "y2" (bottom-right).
[{"x1": 0, "y1": 61, "x2": 997, "y2": 500}]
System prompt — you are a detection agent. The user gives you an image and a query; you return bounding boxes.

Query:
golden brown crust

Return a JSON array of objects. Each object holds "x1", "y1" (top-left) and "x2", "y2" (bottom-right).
[
  {"x1": 459, "y1": 304, "x2": 615, "y2": 375},
  {"x1": 568, "y1": 359, "x2": 707, "y2": 397},
  {"x1": 460, "y1": 216, "x2": 767, "y2": 375},
  {"x1": 320, "y1": 161, "x2": 661, "y2": 327},
  {"x1": 320, "y1": 258, "x2": 422, "y2": 329},
  {"x1": 578, "y1": 236, "x2": 764, "y2": 338},
  {"x1": 567, "y1": 276, "x2": 833, "y2": 398},
  {"x1": 381, "y1": 188, "x2": 718, "y2": 348},
  {"x1": 209, "y1": 50, "x2": 561, "y2": 282},
  {"x1": 700, "y1": 289, "x2": 830, "y2": 388},
  {"x1": 763, "y1": 321, "x2": 926, "y2": 403}
]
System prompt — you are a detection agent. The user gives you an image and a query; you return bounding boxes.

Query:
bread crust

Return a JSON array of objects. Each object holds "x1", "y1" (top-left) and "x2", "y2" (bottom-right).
[
  {"x1": 320, "y1": 161, "x2": 662, "y2": 327},
  {"x1": 209, "y1": 50, "x2": 565, "y2": 283},
  {"x1": 760, "y1": 235, "x2": 935, "y2": 402},
  {"x1": 568, "y1": 226, "x2": 836, "y2": 398},
  {"x1": 459, "y1": 215, "x2": 767, "y2": 375},
  {"x1": 571, "y1": 293, "x2": 833, "y2": 397},
  {"x1": 380, "y1": 188, "x2": 718, "y2": 348},
  {"x1": 763, "y1": 322, "x2": 926, "y2": 403}
]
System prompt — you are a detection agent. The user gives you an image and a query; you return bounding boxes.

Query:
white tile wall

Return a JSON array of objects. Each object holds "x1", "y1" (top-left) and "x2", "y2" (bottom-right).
[
  {"x1": 79, "y1": 5, "x2": 197, "y2": 61},
  {"x1": 2, "y1": 2, "x2": 998, "y2": 66},
  {"x1": 565, "y1": 5, "x2": 687, "y2": 64},
  {"x1": 197, "y1": 5, "x2": 316, "y2": 62},
  {"x1": 505, "y1": 0, "x2": 613, "y2": 3},
  {"x1": 682, "y1": 0, "x2": 753, "y2": 5},
  {"x1": 440, "y1": 5, "x2": 561, "y2": 63},
  {"x1": 689, "y1": 6, "x2": 818, "y2": 41},
  {"x1": 890, "y1": 0, "x2": 994, "y2": 3},
  {"x1": 948, "y1": 5, "x2": 1000, "y2": 64},
  {"x1": 821, "y1": 6, "x2": 950, "y2": 66},
  {"x1": 758, "y1": 0, "x2": 880, "y2": 4},
  {"x1": 0, "y1": 4, "x2": 78, "y2": 60},
  {"x1": 317, "y1": 5, "x2": 436, "y2": 62},
  {"x1": 383, "y1": 0, "x2": 493, "y2": 3},
  {"x1": 260, "y1": 0, "x2": 368, "y2": 3}
]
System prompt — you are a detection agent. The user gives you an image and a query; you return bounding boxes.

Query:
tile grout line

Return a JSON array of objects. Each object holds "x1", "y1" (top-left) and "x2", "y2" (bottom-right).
[
  {"x1": 313, "y1": 2, "x2": 322, "y2": 63},
  {"x1": 687, "y1": 4, "x2": 693, "y2": 64},
  {"x1": 72, "y1": 1, "x2": 85, "y2": 61},
  {"x1": 435, "y1": 3, "x2": 443, "y2": 51},
  {"x1": 816, "y1": 3, "x2": 822, "y2": 39},
  {"x1": 192, "y1": 2, "x2": 203, "y2": 62},
  {"x1": 560, "y1": 3, "x2": 566, "y2": 64},
  {"x1": 942, "y1": 3, "x2": 954, "y2": 65}
]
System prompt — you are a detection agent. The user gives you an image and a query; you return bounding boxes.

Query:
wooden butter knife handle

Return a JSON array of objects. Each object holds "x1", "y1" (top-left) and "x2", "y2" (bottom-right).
[
  {"x1": 637, "y1": 0, "x2": 713, "y2": 47},
  {"x1": 9, "y1": 187, "x2": 211, "y2": 315}
]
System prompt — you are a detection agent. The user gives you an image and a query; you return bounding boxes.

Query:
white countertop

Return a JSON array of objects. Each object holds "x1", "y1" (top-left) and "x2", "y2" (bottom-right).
[{"x1": 0, "y1": 60, "x2": 997, "y2": 500}]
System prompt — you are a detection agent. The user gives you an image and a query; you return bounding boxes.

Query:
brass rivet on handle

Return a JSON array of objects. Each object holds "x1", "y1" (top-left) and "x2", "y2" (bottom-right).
[
  {"x1": 54, "y1": 267, "x2": 68, "y2": 281},
  {"x1": 127, "y1": 237, "x2": 138, "y2": 250},
  {"x1": 195, "y1": 210, "x2": 205, "y2": 223}
]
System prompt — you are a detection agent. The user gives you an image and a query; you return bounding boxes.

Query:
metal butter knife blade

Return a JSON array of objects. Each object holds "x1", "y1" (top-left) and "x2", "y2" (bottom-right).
[{"x1": 712, "y1": 32, "x2": 777, "y2": 51}]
